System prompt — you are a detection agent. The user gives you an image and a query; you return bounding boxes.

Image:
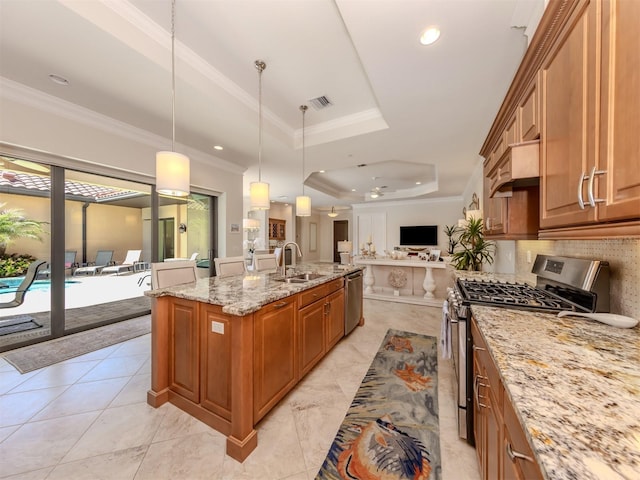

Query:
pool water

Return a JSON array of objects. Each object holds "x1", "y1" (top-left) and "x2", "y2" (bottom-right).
[{"x1": 0, "y1": 278, "x2": 81, "y2": 294}]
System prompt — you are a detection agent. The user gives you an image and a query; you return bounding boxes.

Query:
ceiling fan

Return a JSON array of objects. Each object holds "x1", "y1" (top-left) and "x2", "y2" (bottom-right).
[{"x1": 369, "y1": 186, "x2": 385, "y2": 199}]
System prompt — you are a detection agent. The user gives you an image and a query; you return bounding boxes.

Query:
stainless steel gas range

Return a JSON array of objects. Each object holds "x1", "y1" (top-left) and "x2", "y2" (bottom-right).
[{"x1": 447, "y1": 254, "x2": 610, "y2": 445}]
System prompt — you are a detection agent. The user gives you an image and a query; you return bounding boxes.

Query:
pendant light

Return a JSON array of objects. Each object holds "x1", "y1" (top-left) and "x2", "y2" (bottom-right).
[
  {"x1": 250, "y1": 60, "x2": 270, "y2": 210},
  {"x1": 328, "y1": 206, "x2": 338, "y2": 218},
  {"x1": 156, "y1": 0, "x2": 190, "y2": 197},
  {"x1": 296, "y1": 104, "x2": 311, "y2": 217}
]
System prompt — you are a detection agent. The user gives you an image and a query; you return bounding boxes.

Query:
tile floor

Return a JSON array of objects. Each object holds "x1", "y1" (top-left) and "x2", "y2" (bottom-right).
[{"x1": 0, "y1": 299, "x2": 480, "y2": 480}]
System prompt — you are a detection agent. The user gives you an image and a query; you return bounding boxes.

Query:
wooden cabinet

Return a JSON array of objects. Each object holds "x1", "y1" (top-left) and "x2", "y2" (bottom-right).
[
  {"x1": 298, "y1": 278, "x2": 345, "y2": 376},
  {"x1": 518, "y1": 73, "x2": 540, "y2": 142},
  {"x1": 325, "y1": 288, "x2": 345, "y2": 350},
  {"x1": 540, "y1": 0, "x2": 640, "y2": 236},
  {"x1": 168, "y1": 298, "x2": 200, "y2": 403},
  {"x1": 253, "y1": 297, "x2": 297, "y2": 421},
  {"x1": 472, "y1": 318, "x2": 542, "y2": 480},
  {"x1": 299, "y1": 299, "x2": 326, "y2": 377},
  {"x1": 483, "y1": 169, "x2": 506, "y2": 236},
  {"x1": 200, "y1": 304, "x2": 232, "y2": 421},
  {"x1": 268, "y1": 218, "x2": 286, "y2": 240}
]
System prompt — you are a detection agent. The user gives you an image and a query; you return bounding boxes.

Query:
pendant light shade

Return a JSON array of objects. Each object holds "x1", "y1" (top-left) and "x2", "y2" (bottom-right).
[
  {"x1": 250, "y1": 60, "x2": 270, "y2": 210},
  {"x1": 296, "y1": 104, "x2": 311, "y2": 217},
  {"x1": 296, "y1": 195, "x2": 311, "y2": 216},
  {"x1": 328, "y1": 206, "x2": 338, "y2": 218},
  {"x1": 155, "y1": 0, "x2": 190, "y2": 197},
  {"x1": 156, "y1": 151, "x2": 190, "y2": 196}
]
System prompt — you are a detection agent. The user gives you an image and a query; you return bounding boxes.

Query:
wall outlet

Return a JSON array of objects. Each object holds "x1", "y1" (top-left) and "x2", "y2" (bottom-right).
[{"x1": 211, "y1": 321, "x2": 224, "y2": 334}]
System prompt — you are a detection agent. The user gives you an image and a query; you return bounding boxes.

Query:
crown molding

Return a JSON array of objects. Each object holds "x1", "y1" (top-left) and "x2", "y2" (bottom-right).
[{"x1": 1, "y1": 77, "x2": 245, "y2": 175}]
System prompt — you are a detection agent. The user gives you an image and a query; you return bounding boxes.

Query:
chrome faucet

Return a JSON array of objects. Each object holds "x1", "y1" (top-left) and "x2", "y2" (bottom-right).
[{"x1": 278, "y1": 242, "x2": 302, "y2": 277}]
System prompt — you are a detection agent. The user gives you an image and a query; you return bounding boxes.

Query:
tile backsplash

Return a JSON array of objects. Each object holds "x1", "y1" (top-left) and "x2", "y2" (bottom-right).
[{"x1": 514, "y1": 238, "x2": 639, "y2": 319}]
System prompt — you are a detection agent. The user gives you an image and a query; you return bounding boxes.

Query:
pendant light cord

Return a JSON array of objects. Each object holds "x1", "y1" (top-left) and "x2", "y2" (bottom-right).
[
  {"x1": 300, "y1": 104, "x2": 308, "y2": 195},
  {"x1": 171, "y1": 0, "x2": 176, "y2": 152},
  {"x1": 255, "y1": 60, "x2": 266, "y2": 183}
]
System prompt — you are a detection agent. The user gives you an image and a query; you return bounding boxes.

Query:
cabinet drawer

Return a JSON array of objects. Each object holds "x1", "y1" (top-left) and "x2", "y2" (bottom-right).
[
  {"x1": 503, "y1": 393, "x2": 543, "y2": 480},
  {"x1": 325, "y1": 278, "x2": 344, "y2": 295},
  {"x1": 299, "y1": 284, "x2": 328, "y2": 308}
]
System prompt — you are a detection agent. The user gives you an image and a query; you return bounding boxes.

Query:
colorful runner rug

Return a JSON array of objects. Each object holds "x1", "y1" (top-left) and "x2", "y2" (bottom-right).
[{"x1": 316, "y1": 329, "x2": 441, "y2": 480}]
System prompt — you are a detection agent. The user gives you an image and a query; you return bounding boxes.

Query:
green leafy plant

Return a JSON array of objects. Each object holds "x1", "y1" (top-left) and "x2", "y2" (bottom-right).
[
  {"x1": 0, "y1": 203, "x2": 47, "y2": 257},
  {"x1": 0, "y1": 253, "x2": 37, "y2": 277},
  {"x1": 443, "y1": 224, "x2": 461, "y2": 255},
  {"x1": 451, "y1": 217, "x2": 495, "y2": 271}
]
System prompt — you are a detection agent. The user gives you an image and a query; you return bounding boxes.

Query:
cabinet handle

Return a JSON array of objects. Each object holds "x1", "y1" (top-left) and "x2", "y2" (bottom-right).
[
  {"x1": 506, "y1": 442, "x2": 534, "y2": 463},
  {"x1": 274, "y1": 301, "x2": 288, "y2": 309},
  {"x1": 473, "y1": 375, "x2": 490, "y2": 409},
  {"x1": 587, "y1": 166, "x2": 606, "y2": 207},
  {"x1": 473, "y1": 345, "x2": 486, "y2": 352},
  {"x1": 485, "y1": 217, "x2": 492, "y2": 230},
  {"x1": 577, "y1": 171, "x2": 589, "y2": 209}
]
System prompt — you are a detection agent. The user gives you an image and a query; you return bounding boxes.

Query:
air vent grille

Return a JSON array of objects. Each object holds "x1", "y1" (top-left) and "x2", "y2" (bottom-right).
[{"x1": 309, "y1": 95, "x2": 333, "y2": 110}]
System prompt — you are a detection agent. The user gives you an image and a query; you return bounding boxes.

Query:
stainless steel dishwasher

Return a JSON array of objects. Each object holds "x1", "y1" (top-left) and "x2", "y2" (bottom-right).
[{"x1": 345, "y1": 269, "x2": 363, "y2": 335}]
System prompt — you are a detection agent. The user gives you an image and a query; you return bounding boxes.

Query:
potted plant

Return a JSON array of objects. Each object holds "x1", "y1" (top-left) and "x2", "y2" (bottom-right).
[
  {"x1": 451, "y1": 216, "x2": 495, "y2": 271},
  {"x1": 443, "y1": 224, "x2": 460, "y2": 255}
]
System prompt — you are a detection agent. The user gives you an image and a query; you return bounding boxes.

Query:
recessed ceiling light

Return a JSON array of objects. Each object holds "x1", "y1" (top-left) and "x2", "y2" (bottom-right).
[
  {"x1": 213, "y1": 145, "x2": 223, "y2": 151},
  {"x1": 319, "y1": 170, "x2": 326, "y2": 173},
  {"x1": 420, "y1": 27, "x2": 441, "y2": 46},
  {"x1": 416, "y1": 181, "x2": 422, "y2": 185},
  {"x1": 48, "y1": 74, "x2": 69, "y2": 86},
  {"x1": 351, "y1": 188, "x2": 357, "y2": 192}
]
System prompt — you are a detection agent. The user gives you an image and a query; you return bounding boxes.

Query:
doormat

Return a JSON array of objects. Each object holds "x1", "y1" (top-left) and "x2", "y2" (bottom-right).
[
  {"x1": 2, "y1": 315, "x2": 150, "y2": 373},
  {"x1": 316, "y1": 329, "x2": 441, "y2": 480},
  {"x1": 0, "y1": 316, "x2": 42, "y2": 336}
]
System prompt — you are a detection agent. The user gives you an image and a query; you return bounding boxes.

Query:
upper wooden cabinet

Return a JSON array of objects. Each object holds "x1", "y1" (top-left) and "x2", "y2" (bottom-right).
[
  {"x1": 540, "y1": 0, "x2": 640, "y2": 236},
  {"x1": 268, "y1": 218, "x2": 286, "y2": 240},
  {"x1": 481, "y1": 0, "x2": 639, "y2": 239}
]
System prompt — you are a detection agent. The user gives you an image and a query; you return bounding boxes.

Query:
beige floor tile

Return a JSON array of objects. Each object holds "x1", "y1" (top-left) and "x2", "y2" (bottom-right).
[
  {"x1": 47, "y1": 445, "x2": 147, "y2": 480},
  {"x1": 0, "y1": 467, "x2": 52, "y2": 480},
  {"x1": 31, "y1": 377, "x2": 129, "y2": 421},
  {"x1": 109, "y1": 373, "x2": 151, "y2": 407},
  {"x1": 0, "y1": 411, "x2": 99, "y2": 477},
  {"x1": 108, "y1": 334, "x2": 150, "y2": 358},
  {"x1": 0, "y1": 369, "x2": 38, "y2": 395},
  {"x1": 62, "y1": 402, "x2": 167, "y2": 463},
  {"x1": 0, "y1": 386, "x2": 68, "y2": 427},
  {"x1": 152, "y1": 403, "x2": 217, "y2": 443},
  {"x1": 77, "y1": 354, "x2": 148, "y2": 383},
  {"x1": 9, "y1": 361, "x2": 101, "y2": 393},
  {"x1": 0, "y1": 424, "x2": 20, "y2": 443},
  {"x1": 135, "y1": 432, "x2": 226, "y2": 480}
]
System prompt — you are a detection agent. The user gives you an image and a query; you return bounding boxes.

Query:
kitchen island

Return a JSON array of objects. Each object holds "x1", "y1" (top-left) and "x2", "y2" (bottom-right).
[
  {"x1": 472, "y1": 304, "x2": 640, "y2": 480},
  {"x1": 144, "y1": 263, "x2": 363, "y2": 461}
]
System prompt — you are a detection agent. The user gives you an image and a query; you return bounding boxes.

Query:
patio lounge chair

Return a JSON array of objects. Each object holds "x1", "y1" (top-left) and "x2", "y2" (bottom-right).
[
  {"x1": 37, "y1": 250, "x2": 78, "y2": 278},
  {"x1": 101, "y1": 249, "x2": 142, "y2": 275},
  {"x1": 73, "y1": 250, "x2": 114, "y2": 276},
  {"x1": 0, "y1": 260, "x2": 47, "y2": 309}
]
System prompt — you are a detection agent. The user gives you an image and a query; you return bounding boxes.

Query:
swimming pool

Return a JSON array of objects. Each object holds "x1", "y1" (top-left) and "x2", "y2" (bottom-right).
[{"x1": 0, "y1": 278, "x2": 81, "y2": 294}]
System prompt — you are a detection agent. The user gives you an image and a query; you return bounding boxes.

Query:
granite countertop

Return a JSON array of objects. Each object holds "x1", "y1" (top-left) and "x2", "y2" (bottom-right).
[
  {"x1": 145, "y1": 262, "x2": 362, "y2": 316},
  {"x1": 472, "y1": 305, "x2": 640, "y2": 480}
]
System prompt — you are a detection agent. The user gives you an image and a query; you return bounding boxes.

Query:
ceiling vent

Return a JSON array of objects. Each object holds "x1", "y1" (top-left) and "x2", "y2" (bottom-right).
[{"x1": 309, "y1": 95, "x2": 333, "y2": 110}]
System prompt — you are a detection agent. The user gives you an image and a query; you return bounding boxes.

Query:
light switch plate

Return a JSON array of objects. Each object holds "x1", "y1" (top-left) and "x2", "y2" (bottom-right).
[{"x1": 211, "y1": 321, "x2": 224, "y2": 334}]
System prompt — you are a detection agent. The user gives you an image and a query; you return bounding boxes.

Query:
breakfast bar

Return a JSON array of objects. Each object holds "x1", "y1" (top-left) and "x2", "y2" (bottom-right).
[{"x1": 144, "y1": 264, "x2": 363, "y2": 462}]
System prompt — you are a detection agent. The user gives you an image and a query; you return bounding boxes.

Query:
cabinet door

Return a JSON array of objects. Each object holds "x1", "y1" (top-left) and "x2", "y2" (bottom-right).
[
  {"x1": 518, "y1": 74, "x2": 540, "y2": 142},
  {"x1": 483, "y1": 172, "x2": 506, "y2": 236},
  {"x1": 325, "y1": 289, "x2": 345, "y2": 350},
  {"x1": 597, "y1": 0, "x2": 640, "y2": 222},
  {"x1": 299, "y1": 300, "x2": 325, "y2": 377},
  {"x1": 486, "y1": 380, "x2": 502, "y2": 480},
  {"x1": 540, "y1": 0, "x2": 598, "y2": 228},
  {"x1": 254, "y1": 298, "x2": 297, "y2": 421},
  {"x1": 168, "y1": 298, "x2": 200, "y2": 403},
  {"x1": 473, "y1": 354, "x2": 486, "y2": 476},
  {"x1": 200, "y1": 305, "x2": 231, "y2": 420},
  {"x1": 502, "y1": 394, "x2": 543, "y2": 480}
]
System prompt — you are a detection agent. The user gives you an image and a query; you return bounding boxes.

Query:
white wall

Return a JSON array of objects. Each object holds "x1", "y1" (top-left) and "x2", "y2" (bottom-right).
[
  {"x1": 0, "y1": 83, "x2": 245, "y2": 258},
  {"x1": 352, "y1": 197, "x2": 463, "y2": 255}
]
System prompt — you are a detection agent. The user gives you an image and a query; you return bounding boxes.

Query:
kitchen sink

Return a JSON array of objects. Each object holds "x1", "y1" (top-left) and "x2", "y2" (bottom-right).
[{"x1": 275, "y1": 272, "x2": 326, "y2": 283}]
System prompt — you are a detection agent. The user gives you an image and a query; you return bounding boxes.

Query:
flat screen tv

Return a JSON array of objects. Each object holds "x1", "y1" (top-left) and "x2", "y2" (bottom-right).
[{"x1": 400, "y1": 225, "x2": 438, "y2": 247}]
